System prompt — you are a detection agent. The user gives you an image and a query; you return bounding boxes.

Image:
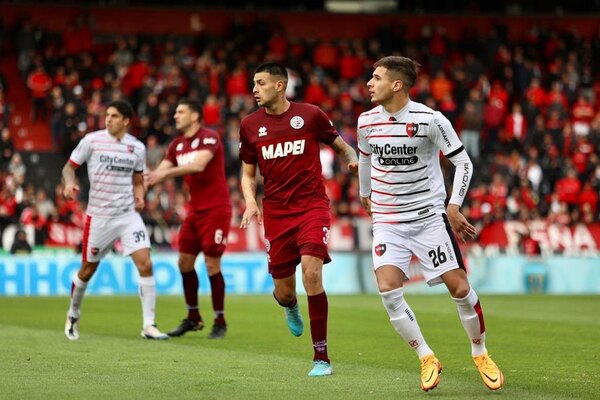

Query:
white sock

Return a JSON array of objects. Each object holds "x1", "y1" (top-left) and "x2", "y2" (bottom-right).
[
  {"x1": 381, "y1": 287, "x2": 433, "y2": 359},
  {"x1": 452, "y1": 288, "x2": 487, "y2": 356},
  {"x1": 68, "y1": 275, "x2": 88, "y2": 319},
  {"x1": 138, "y1": 276, "x2": 156, "y2": 328}
]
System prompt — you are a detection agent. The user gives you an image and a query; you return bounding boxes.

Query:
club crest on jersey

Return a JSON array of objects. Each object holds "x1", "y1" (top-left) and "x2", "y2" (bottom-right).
[
  {"x1": 374, "y1": 243, "x2": 386, "y2": 256},
  {"x1": 406, "y1": 123, "x2": 419, "y2": 137},
  {"x1": 191, "y1": 138, "x2": 199, "y2": 149},
  {"x1": 127, "y1": 145, "x2": 134, "y2": 153},
  {"x1": 91, "y1": 247, "x2": 99, "y2": 256},
  {"x1": 258, "y1": 126, "x2": 268, "y2": 137},
  {"x1": 290, "y1": 116, "x2": 304, "y2": 129}
]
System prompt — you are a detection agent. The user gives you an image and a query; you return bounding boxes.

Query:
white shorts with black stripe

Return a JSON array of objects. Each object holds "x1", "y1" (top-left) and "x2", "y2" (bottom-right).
[
  {"x1": 82, "y1": 212, "x2": 150, "y2": 263},
  {"x1": 371, "y1": 213, "x2": 465, "y2": 286}
]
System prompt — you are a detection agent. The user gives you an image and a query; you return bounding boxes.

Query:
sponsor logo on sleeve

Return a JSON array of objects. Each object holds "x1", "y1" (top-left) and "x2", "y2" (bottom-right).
[
  {"x1": 434, "y1": 118, "x2": 452, "y2": 148},
  {"x1": 203, "y1": 137, "x2": 217, "y2": 145},
  {"x1": 258, "y1": 126, "x2": 268, "y2": 137}
]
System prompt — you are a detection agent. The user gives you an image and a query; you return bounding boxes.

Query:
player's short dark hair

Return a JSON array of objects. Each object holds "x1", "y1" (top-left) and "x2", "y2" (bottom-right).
[
  {"x1": 106, "y1": 100, "x2": 134, "y2": 120},
  {"x1": 178, "y1": 97, "x2": 203, "y2": 121},
  {"x1": 255, "y1": 62, "x2": 288, "y2": 81},
  {"x1": 373, "y1": 56, "x2": 421, "y2": 92}
]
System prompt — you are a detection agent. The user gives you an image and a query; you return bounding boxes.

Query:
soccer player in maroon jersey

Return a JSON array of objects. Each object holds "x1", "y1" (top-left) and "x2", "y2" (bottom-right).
[
  {"x1": 147, "y1": 98, "x2": 232, "y2": 339},
  {"x1": 239, "y1": 62, "x2": 358, "y2": 376}
]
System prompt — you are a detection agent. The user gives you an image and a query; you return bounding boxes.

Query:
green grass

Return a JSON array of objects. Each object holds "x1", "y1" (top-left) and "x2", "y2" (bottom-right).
[{"x1": 1, "y1": 295, "x2": 599, "y2": 399}]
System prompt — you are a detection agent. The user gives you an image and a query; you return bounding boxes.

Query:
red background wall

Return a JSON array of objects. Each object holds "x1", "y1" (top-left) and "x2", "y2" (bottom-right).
[{"x1": 1, "y1": 3, "x2": 599, "y2": 40}]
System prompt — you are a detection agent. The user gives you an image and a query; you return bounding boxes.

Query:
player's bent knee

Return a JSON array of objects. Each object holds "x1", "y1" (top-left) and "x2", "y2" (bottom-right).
[
  {"x1": 448, "y1": 282, "x2": 471, "y2": 299},
  {"x1": 136, "y1": 260, "x2": 153, "y2": 276},
  {"x1": 378, "y1": 281, "x2": 403, "y2": 293},
  {"x1": 274, "y1": 291, "x2": 295, "y2": 305},
  {"x1": 79, "y1": 263, "x2": 98, "y2": 281},
  {"x1": 380, "y1": 287, "x2": 404, "y2": 314}
]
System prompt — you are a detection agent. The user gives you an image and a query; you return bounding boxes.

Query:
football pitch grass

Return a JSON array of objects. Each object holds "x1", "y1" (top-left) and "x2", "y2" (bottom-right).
[{"x1": 1, "y1": 294, "x2": 598, "y2": 399}]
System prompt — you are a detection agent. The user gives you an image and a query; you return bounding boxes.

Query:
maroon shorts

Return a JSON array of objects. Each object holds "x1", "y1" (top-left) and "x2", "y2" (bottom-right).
[
  {"x1": 178, "y1": 206, "x2": 231, "y2": 257},
  {"x1": 263, "y1": 209, "x2": 331, "y2": 279}
]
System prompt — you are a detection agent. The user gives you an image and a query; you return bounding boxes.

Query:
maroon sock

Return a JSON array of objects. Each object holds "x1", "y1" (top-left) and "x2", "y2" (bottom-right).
[
  {"x1": 209, "y1": 272, "x2": 226, "y2": 325},
  {"x1": 308, "y1": 291, "x2": 329, "y2": 363},
  {"x1": 181, "y1": 270, "x2": 201, "y2": 321}
]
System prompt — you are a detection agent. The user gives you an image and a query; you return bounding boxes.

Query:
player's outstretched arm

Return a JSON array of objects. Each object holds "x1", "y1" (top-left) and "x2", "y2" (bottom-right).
[
  {"x1": 132, "y1": 172, "x2": 146, "y2": 212},
  {"x1": 61, "y1": 162, "x2": 80, "y2": 200},
  {"x1": 329, "y1": 136, "x2": 358, "y2": 174},
  {"x1": 146, "y1": 159, "x2": 175, "y2": 186},
  {"x1": 240, "y1": 161, "x2": 262, "y2": 228}
]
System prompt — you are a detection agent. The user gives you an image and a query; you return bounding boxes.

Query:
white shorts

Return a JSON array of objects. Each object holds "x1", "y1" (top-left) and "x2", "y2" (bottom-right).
[
  {"x1": 372, "y1": 213, "x2": 465, "y2": 286},
  {"x1": 82, "y1": 212, "x2": 150, "y2": 263}
]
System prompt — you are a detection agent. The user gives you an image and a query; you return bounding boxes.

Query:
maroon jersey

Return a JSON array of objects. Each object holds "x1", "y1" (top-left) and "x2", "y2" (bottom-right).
[
  {"x1": 165, "y1": 127, "x2": 231, "y2": 212},
  {"x1": 239, "y1": 102, "x2": 338, "y2": 216}
]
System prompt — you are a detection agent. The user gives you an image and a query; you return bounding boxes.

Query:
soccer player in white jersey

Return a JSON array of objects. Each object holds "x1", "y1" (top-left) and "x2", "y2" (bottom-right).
[
  {"x1": 357, "y1": 57, "x2": 504, "y2": 392},
  {"x1": 62, "y1": 100, "x2": 168, "y2": 341}
]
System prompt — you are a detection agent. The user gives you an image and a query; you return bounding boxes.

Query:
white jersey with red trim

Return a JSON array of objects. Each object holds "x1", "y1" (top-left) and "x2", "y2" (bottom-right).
[
  {"x1": 357, "y1": 100, "x2": 465, "y2": 223},
  {"x1": 69, "y1": 129, "x2": 146, "y2": 218}
]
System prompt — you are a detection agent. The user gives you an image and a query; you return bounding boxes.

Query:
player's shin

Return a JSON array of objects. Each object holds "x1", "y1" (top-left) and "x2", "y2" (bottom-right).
[
  {"x1": 308, "y1": 292, "x2": 329, "y2": 363},
  {"x1": 138, "y1": 276, "x2": 157, "y2": 327},
  {"x1": 452, "y1": 288, "x2": 487, "y2": 356},
  {"x1": 182, "y1": 270, "x2": 201, "y2": 321},
  {"x1": 68, "y1": 274, "x2": 88, "y2": 319},
  {"x1": 380, "y1": 287, "x2": 433, "y2": 358},
  {"x1": 209, "y1": 272, "x2": 226, "y2": 325}
]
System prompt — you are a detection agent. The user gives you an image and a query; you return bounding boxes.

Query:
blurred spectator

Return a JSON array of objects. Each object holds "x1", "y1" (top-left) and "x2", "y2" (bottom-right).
[
  {"x1": 26, "y1": 65, "x2": 52, "y2": 122},
  {"x1": 146, "y1": 134, "x2": 164, "y2": 170},
  {"x1": 0, "y1": 90, "x2": 9, "y2": 128},
  {"x1": 10, "y1": 229, "x2": 32, "y2": 255},
  {"x1": 503, "y1": 103, "x2": 528, "y2": 151},
  {"x1": 7, "y1": 153, "x2": 26, "y2": 183},
  {"x1": 555, "y1": 168, "x2": 582, "y2": 208},
  {"x1": 0, "y1": 127, "x2": 15, "y2": 169}
]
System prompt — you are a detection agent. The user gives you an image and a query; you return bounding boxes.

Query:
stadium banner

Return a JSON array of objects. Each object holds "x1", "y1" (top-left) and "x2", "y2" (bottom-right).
[
  {"x1": 478, "y1": 221, "x2": 600, "y2": 253},
  {"x1": 1, "y1": 253, "x2": 599, "y2": 296},
  {"x1": 0, "y1": 252, "x2": 360, "y2": 296}
]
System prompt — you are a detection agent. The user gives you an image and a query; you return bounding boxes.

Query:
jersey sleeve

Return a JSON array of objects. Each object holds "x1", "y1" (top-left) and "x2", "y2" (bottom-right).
[
  {"x1": 134, "y1": 144, "x2": 146, "y2": 172},
  {"x1": 199, "y1": 130, "x2": 220, "y2": 154},
  {"x1": 238, "y1": 122, "x2": 257, "y2": 164},
  {"x1": 314, "y1": 108, "x2": 339, "y2": 145},
  {"x1": 356, "y1": 118, "x2": 371, "y2": 157},
  {"x1": 429, "y1": 111, "x2": 464, "y2": 156},
  {"x1": 68, "y1": 135, "x2": 92, "y2": 167},
  {"x1": 165, "y1": 139, "x2": 179, "y2": 166}
]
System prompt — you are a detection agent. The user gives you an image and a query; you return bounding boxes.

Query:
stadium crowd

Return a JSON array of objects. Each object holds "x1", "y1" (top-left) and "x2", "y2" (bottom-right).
[{"x1": 1, "y1": 12, "x2": 600, "y2": 250}]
